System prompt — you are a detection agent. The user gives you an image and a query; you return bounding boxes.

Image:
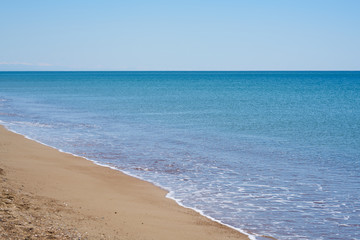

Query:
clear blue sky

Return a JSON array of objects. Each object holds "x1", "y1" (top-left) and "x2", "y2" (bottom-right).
[{"x1": 1, "y1": 0, "x2": 359, "y2": 70}]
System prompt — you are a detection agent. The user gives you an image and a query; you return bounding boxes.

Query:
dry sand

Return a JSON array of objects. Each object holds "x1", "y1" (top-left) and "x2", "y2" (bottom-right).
[{"x1": 0, "y1": 125, "x2": 249, "y2": 240}]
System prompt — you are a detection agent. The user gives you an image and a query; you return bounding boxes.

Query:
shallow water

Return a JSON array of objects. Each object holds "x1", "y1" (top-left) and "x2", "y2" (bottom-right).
[{"x1": 1, "y1": 71, "x2": 359, "y2": 239}]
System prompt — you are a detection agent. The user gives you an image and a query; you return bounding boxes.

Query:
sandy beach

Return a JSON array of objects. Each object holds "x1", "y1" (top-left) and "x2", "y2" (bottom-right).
[{"x1": 0, "y1": 125, "x2": 249, "y2": 239}]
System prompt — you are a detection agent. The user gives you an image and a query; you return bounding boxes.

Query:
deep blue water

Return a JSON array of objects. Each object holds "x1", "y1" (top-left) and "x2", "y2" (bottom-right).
[{"x1": 0, "y1": 71, "x2": 359, "y2": 239}]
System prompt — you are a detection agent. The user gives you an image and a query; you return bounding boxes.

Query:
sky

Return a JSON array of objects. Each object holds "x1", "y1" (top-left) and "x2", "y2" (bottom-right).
[{"x1": 1, "y1": 0, "x2": 359, "y2": 71}]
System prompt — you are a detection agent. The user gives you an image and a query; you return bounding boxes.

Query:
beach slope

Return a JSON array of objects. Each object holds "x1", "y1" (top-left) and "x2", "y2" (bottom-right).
[{"x1": 0, "y1": 125, "x2": 248, "y2": 239}]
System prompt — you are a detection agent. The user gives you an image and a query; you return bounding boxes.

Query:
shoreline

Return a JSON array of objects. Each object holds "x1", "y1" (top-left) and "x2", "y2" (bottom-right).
[
  {"x1": 7, "y1": 125, "x2": 257, "y2": 239},
  {"x1": 0, "y1": 125, "x2": 252, "y2": 239}
]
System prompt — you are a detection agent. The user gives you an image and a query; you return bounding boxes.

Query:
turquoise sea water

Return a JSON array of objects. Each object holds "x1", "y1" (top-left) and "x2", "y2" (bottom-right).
[{"x1": 0, "y1": 71, "x2": 359, "y2": 239}]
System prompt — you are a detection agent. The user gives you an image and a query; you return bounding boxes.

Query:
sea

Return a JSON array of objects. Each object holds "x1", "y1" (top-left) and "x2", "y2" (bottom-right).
[{"x1": 0, "y1": 71, "x2": 359, "y2": 240}]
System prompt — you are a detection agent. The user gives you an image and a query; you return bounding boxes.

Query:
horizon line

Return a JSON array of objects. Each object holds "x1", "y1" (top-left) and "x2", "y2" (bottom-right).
[{"x1": 1, "y1": 70, "x2": 360, "y2": 72}]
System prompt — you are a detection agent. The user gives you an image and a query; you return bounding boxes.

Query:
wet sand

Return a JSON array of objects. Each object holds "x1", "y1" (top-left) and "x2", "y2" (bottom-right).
[{"x1": 0, "y1": 125, "x2": 249, "y2": 239}]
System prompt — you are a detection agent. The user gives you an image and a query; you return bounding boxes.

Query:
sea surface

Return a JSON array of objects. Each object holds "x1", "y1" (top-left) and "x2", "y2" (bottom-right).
[{"x1": 0, "y1": 71, "x2": 359, "y2": 239}]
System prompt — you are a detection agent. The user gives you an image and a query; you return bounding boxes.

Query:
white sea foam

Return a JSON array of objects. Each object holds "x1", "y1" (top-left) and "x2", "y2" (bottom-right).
[
  {"x1": 12, "y1": 121, "x2": 53, "y2": 128},
  {"x1": 0, "y1": 124, "x2": 258, "y2": 240},
  {"x1": 165, "y1": 191, "x2": 258, "y2": 240}
]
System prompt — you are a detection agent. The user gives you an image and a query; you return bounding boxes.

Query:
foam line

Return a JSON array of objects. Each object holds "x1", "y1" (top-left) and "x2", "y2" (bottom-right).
[{"x1": 0, "y1": 122, "x2": 258, "y2": 240}]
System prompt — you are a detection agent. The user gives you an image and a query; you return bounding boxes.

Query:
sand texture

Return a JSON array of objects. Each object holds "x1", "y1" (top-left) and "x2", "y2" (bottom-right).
[{"x1": 0, "y1": 125, "x2": 249, "y2": 240}]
